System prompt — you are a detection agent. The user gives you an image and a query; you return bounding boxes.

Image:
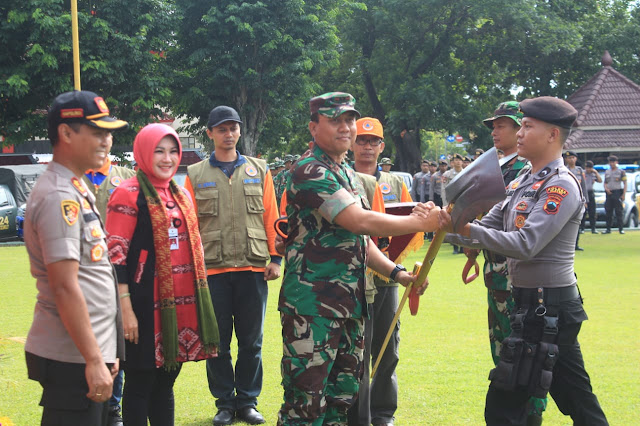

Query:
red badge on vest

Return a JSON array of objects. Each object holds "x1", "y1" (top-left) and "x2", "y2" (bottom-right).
[
  {"x1": 245, "y1": 166, "x2": 258, "y2": 177},
  {"x1": 111, "y1": 176, "x2": 122, "y2": 187},
  {"x1": 515, "y1": 214, "x2": 526, "y2": 229},
  {"x1": 380, "y1": 182, "x2": 391, "y2": 194},
  {"x1": 71, "y1": 177, "x2": 88, "y2": 197},
  {"x1": 61, "y1": 200, "x2": 80, "y2": 226},
  {"x1": 91, "y1": 244, "x2": 104, "y2": 262},
  {"x1": 515, "y1": 201, "x2": 528, "y2": 211}
]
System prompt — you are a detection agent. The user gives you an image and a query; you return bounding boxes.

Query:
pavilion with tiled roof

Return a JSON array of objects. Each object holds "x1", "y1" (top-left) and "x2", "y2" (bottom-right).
[{"x1": 565, "y1": 51, "x2": 640, "y2": 163}]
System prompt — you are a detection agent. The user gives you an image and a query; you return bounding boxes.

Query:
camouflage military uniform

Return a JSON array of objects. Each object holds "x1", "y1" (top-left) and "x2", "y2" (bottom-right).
[
  {"x1": 274, "y1": 168, "x2": 290, "y2": 206},
  {"x1": 278, "y1": 144, "x2": 368, "y2": 426}
]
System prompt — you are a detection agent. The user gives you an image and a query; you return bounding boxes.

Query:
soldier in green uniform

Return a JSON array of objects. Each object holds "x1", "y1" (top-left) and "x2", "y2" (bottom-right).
[
  {"x1": 274, "y1": 155, "x2": 295, "y2": 205},
  {"x1": 479, "y1": 101, "x2": 545, "y2": 423},
  {"x1": 277, "y1": 92, "x2": 440, "y2": 426}
]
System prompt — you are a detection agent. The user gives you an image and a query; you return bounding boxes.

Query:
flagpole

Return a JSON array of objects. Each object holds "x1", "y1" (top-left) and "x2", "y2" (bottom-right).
[{"x1": 71, "y1": 0, "x2": 81, "y2": 90}]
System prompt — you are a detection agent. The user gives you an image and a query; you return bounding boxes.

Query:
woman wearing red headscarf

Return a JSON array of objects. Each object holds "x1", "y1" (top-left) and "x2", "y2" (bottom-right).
[{"x1": 106, "y1": 123, "x2": 219, "y2": 426}]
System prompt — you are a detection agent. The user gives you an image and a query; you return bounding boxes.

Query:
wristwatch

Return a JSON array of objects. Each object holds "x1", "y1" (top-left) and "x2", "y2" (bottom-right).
[{"x1": 389, "y1": 264, "x2": 407, "y2": 281}]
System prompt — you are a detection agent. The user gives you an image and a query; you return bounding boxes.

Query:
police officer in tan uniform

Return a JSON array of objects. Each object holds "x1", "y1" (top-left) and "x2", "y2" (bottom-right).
[
  {"x1": 438, "y1": 97, "x2": 608, "y2": 425},
  {"x1": 603, "y1": 155, "x2": 627, "y2": 234},
  {"x1": 24, "y1": 90, "x2": 127, "y2": 426},
  {"x1": 84, "y1": 149, "x2": 134, "y2": 426}
]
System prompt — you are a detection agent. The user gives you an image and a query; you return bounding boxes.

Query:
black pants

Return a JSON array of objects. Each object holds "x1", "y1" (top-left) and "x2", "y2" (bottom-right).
[
  {"x1": 582, "y1": 190, "x2": 597, "y2": 232},
  {"x1": 25, "y1": 352, "x2": 110, "y2": 426},
  {"x1": 605, "y1": 189, "x2": 624, "y2": 231},
  {"x1": 123, "y1": 364, "x2": 182, "y2": 426},
  {"x1": 484, "y1": 299, "x2": 608, "y2": 425},
  {"x1": 433, "y1": 193, "x2": 443, "y2": 208}
]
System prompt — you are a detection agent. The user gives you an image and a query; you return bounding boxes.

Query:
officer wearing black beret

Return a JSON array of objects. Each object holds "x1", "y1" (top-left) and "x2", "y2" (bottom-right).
[{"x1": 440, "y1": 96, "x2": 608, "y2": 425}]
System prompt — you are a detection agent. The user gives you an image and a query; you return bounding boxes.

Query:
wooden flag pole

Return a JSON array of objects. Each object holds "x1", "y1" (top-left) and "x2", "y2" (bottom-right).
[{"x1": 71, "y1": 0, "x2": 81, "y2": 90}]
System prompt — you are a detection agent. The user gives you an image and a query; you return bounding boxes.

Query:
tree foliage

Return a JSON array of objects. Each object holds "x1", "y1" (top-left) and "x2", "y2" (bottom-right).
[
  {"x1": 2, "y1": 0, "x2": 640, "y2": 166},
  {"x1": 169, "y1": 0, "x2": 343, "y2": 156},
  {"x1": 0, "y1": 0, "x2": 177, "y2": 145}
]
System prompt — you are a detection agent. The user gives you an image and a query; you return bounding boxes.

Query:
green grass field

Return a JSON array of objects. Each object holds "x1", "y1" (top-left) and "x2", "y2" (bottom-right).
[{"x1": 1, "y1": 232, "x2": 639, "y2": 425}]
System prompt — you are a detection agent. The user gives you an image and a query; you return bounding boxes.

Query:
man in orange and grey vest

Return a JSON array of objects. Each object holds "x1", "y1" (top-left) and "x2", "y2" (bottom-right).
[
  {"x1": 347, "y1": 117, "x2": 412, "y2": 426},
  {"x1": 184, "y1": 106, "x2": 281, "y2": 426}
]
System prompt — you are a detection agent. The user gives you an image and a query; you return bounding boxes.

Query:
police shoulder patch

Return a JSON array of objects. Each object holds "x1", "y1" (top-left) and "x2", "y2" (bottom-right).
[
  {"x1": 71, "y1": 177, "x2": 88, "y2": 196},
  {"x1": 545, "y1": 186, "x2": 569, "y2": 198},
  {"x1": 543, "y1": 198, "x2": 562, "y2": 215},
  {"x1": 61, "y1": 200, "x2": 80, "y2": 226}
]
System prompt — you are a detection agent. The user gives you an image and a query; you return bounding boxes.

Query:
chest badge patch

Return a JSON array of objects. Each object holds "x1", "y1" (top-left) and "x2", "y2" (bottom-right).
[
  {"x1": 111, "y1": 176, "x2": 123, "y2": 187},
  {"x1": 91, "y1": 225, "x2": 104, "y2": 239},
  {"x1": 71, "y1": 177, "x2": 88, "y2": 197},
  {"x1": 515, "y1": 201, "x2": 528, "y2": 211},
  {"x1": 61, "y1": 200, "x2": 80, "y2": 226},
  {"x1": 91, "y1": 244, "x2": 104, "y2": 262},
  {"x1": 380, "y1": 182, "x2": 391, "y2": 194},
  {"x1": 82, "y1": 199, "x2": 91, "y2": 210},
  {"x1": 245, "y1": 166, "x2": 258, "y2": 177},
  {"x1": 515, "y1": 214, "x2": 526, "y2": 229},
  {"x1": 511, "y1": 181, "x2": 520, "y2": 189},
  {"x1": 531, "y1": 180, "x2": 544, "y2": 190}
]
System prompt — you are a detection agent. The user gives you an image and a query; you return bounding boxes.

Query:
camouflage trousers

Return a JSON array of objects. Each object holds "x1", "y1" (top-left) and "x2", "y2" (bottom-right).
[
  {"x1": 278, "y1": 312, "x2": 365, "y2": 426},
  {"x1": 484, "y1": 260, "x2": 547, "y2": 417}
]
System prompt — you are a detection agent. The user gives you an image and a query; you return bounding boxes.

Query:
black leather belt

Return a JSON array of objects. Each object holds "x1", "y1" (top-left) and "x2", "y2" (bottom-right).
[
  {"x1": 483, "y1": 250, "x2": 506, "y2": 264},
  {"x1": 512, "y1": 285, "x2": 580, "y2": 306}
]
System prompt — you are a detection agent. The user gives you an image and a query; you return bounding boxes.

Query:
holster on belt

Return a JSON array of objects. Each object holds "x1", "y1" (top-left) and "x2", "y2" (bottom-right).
[{"x1": 488, "y1": 287, "x2": 559, "y2": 398}]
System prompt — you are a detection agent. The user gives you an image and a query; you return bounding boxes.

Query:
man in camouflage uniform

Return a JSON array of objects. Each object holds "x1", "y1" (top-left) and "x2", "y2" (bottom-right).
[
  {"x1": 277, "y1": 92, "x2": 439, "y2": 426},
  {"x1": 378, "y1": 157, "x2": 393, "y2": 172},
  {"x1": 479, "y1": 101, "x2": 545, "y2": 424},
  {"x1": 274, "y1": 155, "x2": 294, "y2": 205}
]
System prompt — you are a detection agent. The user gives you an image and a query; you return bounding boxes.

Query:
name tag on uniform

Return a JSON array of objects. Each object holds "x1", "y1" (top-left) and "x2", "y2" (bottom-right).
[{"x1": 169, "y1": 226, "x2": 179, "y2": 250}]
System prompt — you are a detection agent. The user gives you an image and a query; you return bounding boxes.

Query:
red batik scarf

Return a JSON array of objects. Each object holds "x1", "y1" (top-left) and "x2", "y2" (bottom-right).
[{"x1": 137, "y1": 170, "x2": 219, "y2": 370}]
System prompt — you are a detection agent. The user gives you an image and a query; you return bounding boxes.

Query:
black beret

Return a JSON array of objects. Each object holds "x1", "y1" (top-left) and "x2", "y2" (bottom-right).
[
  {"x1": 563, "y1": 150, "x2": 578, "y2": 157},
  {"x1": 519, "y1": 96, "x2": 577, "y2": 129}
]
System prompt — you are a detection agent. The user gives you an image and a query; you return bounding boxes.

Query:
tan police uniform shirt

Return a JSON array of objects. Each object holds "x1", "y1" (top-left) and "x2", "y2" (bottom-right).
[{"x1": 24, "y1": 161, "x2": 119, "y2": 364}]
